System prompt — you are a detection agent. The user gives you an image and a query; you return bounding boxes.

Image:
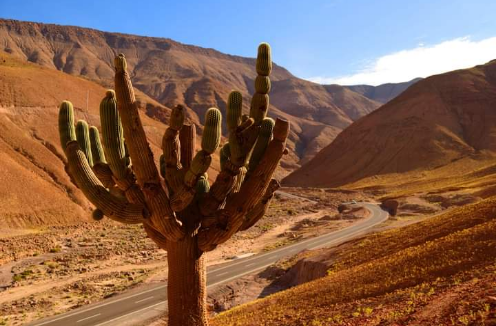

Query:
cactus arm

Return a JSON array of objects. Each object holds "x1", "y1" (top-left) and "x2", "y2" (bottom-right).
[
  {"x1": 170, "y1": 108, "x2": 221, "y2": 212},
  {"x1": 238, "y1": 179, "x2": 280, "y2": 231},
  {"x1": 114, "y1": 54, "x2": 184, "y2": 241},
  {"x1": 114, "y1": 55, "x2": 159, "y2": 184},
  {"x1": 199, "y1": 44, "x2": 274, "y2": 218},
  {"x1": 58, "y1": 100, "x2": 76, "y2": 150},
  {"x1": 162, "y1": 105, "x2": 184, "y2": 193},
  {"x1": 248, "y1": 118, "x2": 274, "y2": 175},
  {"x1": 179, "y1": 124, "x2": 196, "y2": 170},
  {"x1": 92, "y1": 162, "x2": 115, "y2": 188},
  {"x1": 76, "y1": 120, "x2": 94, "y2": 167},
  {"x1": 198, "y1": 118, "x2": 289, "y2": 251},
  {"x1": 99, "y1": 90, "x2": 129, "y2": 180},
  {"x1": 144, "y1": 223, "x2": 168, "y2": 249},
  {"x1": 89, "y1": 126, "x2": 107, "y2": 165},
  {"x1": 65, "y1": 141, "x2": 148, "y2": 224}
]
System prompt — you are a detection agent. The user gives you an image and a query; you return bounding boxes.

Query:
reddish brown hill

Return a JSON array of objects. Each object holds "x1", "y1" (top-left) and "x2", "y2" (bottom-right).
[
  {"x1": 0, "y1": 51, "x2": 217, "y2": 228},
  {"x1": 0, "y1": 18, "x2": 382, "y2": 169},
  {"x1": 284, "y1": 60, "x2": 496, "y2": 187}
]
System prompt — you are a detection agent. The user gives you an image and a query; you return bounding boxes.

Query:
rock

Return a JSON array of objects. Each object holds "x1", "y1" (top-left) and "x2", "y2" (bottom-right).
[{"x1": 381, "y1": 199, "x2": 399, "y2": 216}]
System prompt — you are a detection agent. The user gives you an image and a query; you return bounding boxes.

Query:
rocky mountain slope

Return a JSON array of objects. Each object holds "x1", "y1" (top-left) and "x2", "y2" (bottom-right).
[
  {"x1": 0, "y1": 18, "x2": 386, "y2": 169},
  {"x1": 0, "y1": 51, "x2": 212, "y2": 228},
  {"x1": 284, "y1": 61, "x2": 496, "y2": 187}
]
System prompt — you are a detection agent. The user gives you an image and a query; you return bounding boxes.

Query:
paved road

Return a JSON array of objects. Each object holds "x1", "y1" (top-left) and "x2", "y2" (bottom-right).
[{"x1": 28, "y1": 203, "x2": 388, "y2": 326}]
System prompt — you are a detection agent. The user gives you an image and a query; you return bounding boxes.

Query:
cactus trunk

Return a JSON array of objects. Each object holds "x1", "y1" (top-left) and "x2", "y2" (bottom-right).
[{"x1": 167, "y1": 237, "x2": 208, "y2": 326}]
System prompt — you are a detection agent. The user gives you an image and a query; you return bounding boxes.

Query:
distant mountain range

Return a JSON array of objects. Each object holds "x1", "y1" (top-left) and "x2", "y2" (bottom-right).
[{"x1": 284, "y1": 61, "x2": 496, "y2": 187}]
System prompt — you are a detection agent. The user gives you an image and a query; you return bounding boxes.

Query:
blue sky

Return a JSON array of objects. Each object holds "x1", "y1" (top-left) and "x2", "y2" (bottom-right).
[{"x1": 1, "y1": 0, "x2": 496, "y2": 85}]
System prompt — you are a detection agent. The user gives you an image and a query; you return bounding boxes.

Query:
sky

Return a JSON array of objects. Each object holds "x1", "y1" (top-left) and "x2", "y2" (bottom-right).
[{"x1": 1, "y1": 0, "x2": 496, "y2": 85}]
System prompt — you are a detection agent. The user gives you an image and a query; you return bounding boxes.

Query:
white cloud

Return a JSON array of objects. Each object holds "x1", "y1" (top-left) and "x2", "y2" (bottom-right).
[{"x1": 307, "y1": 36, "x2": 496, "y2": 86}]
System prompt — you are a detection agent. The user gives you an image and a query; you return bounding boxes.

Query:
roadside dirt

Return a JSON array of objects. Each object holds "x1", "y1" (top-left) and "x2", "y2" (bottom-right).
[{"x1": 0, "y1": 188, "x2": 368, "y2": 325}]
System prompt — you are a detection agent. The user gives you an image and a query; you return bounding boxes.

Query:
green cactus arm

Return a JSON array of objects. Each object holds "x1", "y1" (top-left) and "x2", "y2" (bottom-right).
[
  {"x1": 195, "y1": 175, "x2": 210, "y2": 201},
  {"x1": 114, "y1": 54, "x2": 184, "y2": 241},
  {"x1": 65, "y1": 141, "x2": 148, "y2": 224},
  {"x1": 76, "y1": 120, "x2": 94, "y2": 167},
  {"x1": 170, "y1": 108, "x2": 220, "y2": 212},
  {"x1": 89, "y1": 126, "x2": 107, "y2": 165},
  {"x1": 248, "y1": 117, "x2": 274, "y2": 174},
  {"x1": 58, "y1": 100, "x2": 76, "y2": 151},
  {"x1": 201, "y1": 108, "x2": 222, "y2": 154},
  {"x1": 198, "y1": 118, "x2": 289, "y2": 251},
  {"x1": 100, "y1": 90, "x2": 128, "y2": 180}
]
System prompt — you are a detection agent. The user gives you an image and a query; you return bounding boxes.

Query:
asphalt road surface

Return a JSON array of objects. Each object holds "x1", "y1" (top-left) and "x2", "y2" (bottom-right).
[{"x1": 28, "y1": 202, "x2": 388, "y2": 326}]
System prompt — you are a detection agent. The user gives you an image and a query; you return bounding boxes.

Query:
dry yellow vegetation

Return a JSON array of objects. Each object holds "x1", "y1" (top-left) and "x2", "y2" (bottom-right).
[
  {"x1": 211, "y1": 196, "x2": 496, "y2": 325},
  {"x1": 343, "y1": 153, "x2": 496, "y2": 199}
]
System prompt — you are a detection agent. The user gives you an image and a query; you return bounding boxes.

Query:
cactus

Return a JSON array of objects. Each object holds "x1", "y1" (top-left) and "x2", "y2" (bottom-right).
[
  {"x1": 100, "y1": 90, "x2": 128, "y2": 179},
  {"x1": 57, "y1": 43, "x2": 288, "y2": 326},
  {"x1": 76, "y1": 120, "x2": 93, "y2": 167},
  {"x1": 58, "y1": 100, "x2": 76, "y2": 150},
  {"x1": 201, "y1": 108, "x2": 221, "y2": 154},
  {"x1": 250, "y1": 43, "x2": 272, "y2": 124},
  {"x1": 249, "y1": 118, "x2": 274, "y2": 173},
  {"x1": 89, "y1": 126, "x2": 106, "y2": 165}
]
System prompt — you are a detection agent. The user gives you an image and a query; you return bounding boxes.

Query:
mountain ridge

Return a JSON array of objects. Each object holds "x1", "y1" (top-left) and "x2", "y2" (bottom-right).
[
  {"x1": 283, "y1": 60, "x2": 496, "y2": 187},
  {"x1": 0, "y1": 18, "x2": 403, "y2": 170}
]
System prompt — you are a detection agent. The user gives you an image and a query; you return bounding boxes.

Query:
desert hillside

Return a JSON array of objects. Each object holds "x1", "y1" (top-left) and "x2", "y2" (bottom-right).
[
  {"x1": 212, "y1": 195, "x2": 496, "y2": 326},
  {"x1": 0, "y1": 51, "x2": 215, "y2": 228},
  {"x1": 0, "y1": 18, "x2": 390, "y2": 168},
  {"x1": 284, "y1": 60, "x2": 496, "y2": 187}
]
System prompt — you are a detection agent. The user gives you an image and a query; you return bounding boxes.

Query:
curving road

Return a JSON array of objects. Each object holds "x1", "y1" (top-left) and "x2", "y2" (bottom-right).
[{"x1": 27, "y1": 203, "x2": 388, "y2": 326}]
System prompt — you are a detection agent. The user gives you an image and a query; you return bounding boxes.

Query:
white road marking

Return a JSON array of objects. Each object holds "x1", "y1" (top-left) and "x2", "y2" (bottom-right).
[
  {"x1": 76, "y1": 313, "x2": 101, "y2": 323},
  {"x1": 216, "y1": 271, "x2": 229, "y2": 276},
  {"x1": 31, "y1": 285, "x2": 167, "y2": 325},
  {"x1": 135, "y1": 296, "x2": 154, "y2": 304},
  {"x1": 93, "y1": 302, "x2": 166, "y2": 326},
  {"x1": 245, "y1": 262, "x2": 256, "y2": 267}
]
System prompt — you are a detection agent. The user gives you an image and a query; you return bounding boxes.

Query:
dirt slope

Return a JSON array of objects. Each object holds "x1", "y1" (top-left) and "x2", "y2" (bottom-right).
[
  {"x1": 0, "y1": 51, "x2": 217, "y2": 228},
  {"x1": 284, "y1": 60, "x2": 496, "y2": 187},
  {"x1": 212, "y1": 196, "x2": 496, "y2": 326},
  {"x1": 0, "y1": 18, "x2": 383, "y2": 169}
]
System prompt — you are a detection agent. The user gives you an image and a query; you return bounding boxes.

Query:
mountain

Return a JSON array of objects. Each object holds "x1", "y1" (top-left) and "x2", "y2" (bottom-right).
[
  {"x1": 0, "y1": 18, "x2": 384, "y2": 170},
  {"x1": 283, "y1": 60, "x2": 496, "y2": 187},
  {"x1": 0, "y1": 51, "x2": 216, "y2": 228},
  {"x1": 345, "y1": 78, "x2": 422, "y2": 103}
]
